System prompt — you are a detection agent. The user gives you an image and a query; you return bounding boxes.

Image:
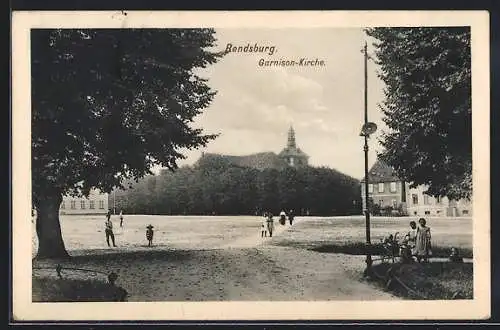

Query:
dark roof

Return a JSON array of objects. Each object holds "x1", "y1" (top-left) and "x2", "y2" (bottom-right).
[
  {"x1": 361, "y1": 159, "x2": 401, "y2": 183},
  {"x1": 199, "y1": 152, "x2": 286, "y2": 170}
]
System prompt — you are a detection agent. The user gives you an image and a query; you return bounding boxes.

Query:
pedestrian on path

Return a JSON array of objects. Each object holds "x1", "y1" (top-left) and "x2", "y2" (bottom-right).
[
  {"x1": 279, "y1": 210, "x2": 286, "y2": 225},
  {"x1": 261, "y1": 213, "x2": 268, "y2": 237},
  {"x1": 266, "y1": 213, "x2": 275, "y2": 237},
  {"x1": 119, "y1": 210, "x2": 124, "y2": 228},
  {"x1": 288, "y1": 209, "x2": 294, "y2": 225},
  {"x1": 105, "y1": 210, "x2": 117, "y2": 247},
  {"x1": 146, "y1": 224, "x2": 154, "y2": 247},
  {"x1": 415, "y1": 218, "x2": 432, "y2": 263}
]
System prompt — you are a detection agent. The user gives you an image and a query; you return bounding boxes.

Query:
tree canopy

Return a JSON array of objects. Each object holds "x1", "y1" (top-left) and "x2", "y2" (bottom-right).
[
  {"x1": 31, "y1": 29, "x2": 222, "y2": 258},
  {"x1": 365, "y1": 27, "x2": 471, "y2": 200},
  {"x1": 112, "y1": 160, "x2": 362, "y2": 217}
]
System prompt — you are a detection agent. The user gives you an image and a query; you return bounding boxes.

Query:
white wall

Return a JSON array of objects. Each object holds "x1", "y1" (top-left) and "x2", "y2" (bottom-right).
[{"x1": 60, "y1": 190, "x2": 109, "y2": 215}]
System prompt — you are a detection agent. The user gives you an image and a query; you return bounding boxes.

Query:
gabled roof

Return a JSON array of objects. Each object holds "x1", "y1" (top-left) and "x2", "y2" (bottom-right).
[{"x1": 361, "y1": 159, "x2": 401, "y2": 183}]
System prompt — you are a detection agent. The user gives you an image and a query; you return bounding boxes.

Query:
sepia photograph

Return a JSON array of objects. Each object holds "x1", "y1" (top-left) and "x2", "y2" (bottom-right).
[{"x1": 12, "y1": 11, "x2": 490, "y2": 321}]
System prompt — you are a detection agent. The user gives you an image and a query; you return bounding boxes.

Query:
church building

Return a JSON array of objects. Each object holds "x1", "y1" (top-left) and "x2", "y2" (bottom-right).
[
  {"x1": 197, "y1": 126, "x2": 309, "y2": 170},
  {"x1": 278, "y1": 126, "x2": 309, "y2": 168}
]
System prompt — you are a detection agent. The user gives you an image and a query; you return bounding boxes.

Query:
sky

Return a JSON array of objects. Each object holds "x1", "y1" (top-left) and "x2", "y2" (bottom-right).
[{"x1": 173, "y1": 28, "x2": 387, "y2": 180}]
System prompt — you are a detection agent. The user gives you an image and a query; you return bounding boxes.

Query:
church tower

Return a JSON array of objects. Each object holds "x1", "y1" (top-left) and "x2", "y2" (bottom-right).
[
  {"x1": 278, "y1": 126, "x2": 309, "y2": 167},
  {"x1": 287, "y1": 126, "x2": 297, "y2": 149}
]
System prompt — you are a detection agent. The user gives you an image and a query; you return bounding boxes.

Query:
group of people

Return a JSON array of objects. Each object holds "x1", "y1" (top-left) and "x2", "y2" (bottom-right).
[
  {"x1": 389, "y1": 217, "x2": 464, "y2": 264},
  {"x1": 104, "y1": 209, "x2": 156, "y2": 248},
  {"x1": 398, "y1": 217, "x2": 432, "y2": 263},
  {"x1": 261, "y1": 209, "x2": 295, "y2": 238}
]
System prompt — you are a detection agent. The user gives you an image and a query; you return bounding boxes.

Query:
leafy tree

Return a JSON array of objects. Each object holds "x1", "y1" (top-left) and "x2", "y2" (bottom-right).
[
  {"x1": 276, "y1": 167, "x2": 301, "y2": 211},
  {"x1": 365, "y1": 28, "x2": 471, "y2": 200},
  {"x1": 115, "y1": 160, "x2": 362, "y2": 217},
  {"x1": 32, "y1": 29, "x2": 222, "y2": 258}
]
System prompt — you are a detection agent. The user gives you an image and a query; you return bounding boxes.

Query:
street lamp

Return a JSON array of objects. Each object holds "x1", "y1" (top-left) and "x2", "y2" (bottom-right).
[{"x1": 360, "y1": 41, "x2": 377, "y2": 275}]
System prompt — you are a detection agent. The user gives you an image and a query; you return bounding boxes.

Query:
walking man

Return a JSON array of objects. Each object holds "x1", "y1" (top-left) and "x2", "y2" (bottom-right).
[
  {"x1": 288, "y1": 209, "x2": 294, "y2": 225},
  {"x1": 105, "y1": 210, "x2": 117, "y2": 247}
]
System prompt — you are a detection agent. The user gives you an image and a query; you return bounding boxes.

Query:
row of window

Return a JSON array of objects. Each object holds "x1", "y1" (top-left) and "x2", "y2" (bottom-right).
[
  {"x1": 377, "y1": 199, "x2": 398, "y2": 208},
  {"x1": 368, "y1": 182, "x2": 398, "y2": 193},
  {"x1": 60, "y1": 200, "x2": 105, "y2": 210},
  {"x1": 411, "y1": 194, "x2": 441, "y2": 206},
  {"x1": 413, "y1": 209, "x2": 469, "y2": 216},
  {"x1": 376, "y1": 197, "x2": 442, "y2": 208},
  {"x1": 368, "y1": 183, "x2": 443, "y2": 206}
]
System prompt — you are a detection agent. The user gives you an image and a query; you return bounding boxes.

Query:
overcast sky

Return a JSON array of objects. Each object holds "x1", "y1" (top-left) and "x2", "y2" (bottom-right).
[{"x1": 175, "y1": 28, "x2": 387, "y2": 180}]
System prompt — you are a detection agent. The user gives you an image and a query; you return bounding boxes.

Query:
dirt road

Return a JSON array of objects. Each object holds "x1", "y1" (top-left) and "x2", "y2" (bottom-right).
[{"x1": 34, "y1": 217, "x2": 397, "y2": 301}]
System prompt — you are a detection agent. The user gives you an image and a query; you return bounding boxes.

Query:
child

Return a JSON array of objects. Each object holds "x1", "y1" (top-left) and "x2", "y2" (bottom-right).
[
  {"x1": 119, "y1": 210, "x2": 124, "y2": 228},
  {"x1": 261, "y1": 215, "x2": 268, "y2": 237},
  {"x1": 266, "y1": 213, "x2": 275, "y2": 237},
  {"x1": 406, "y1": 221, "x2": 417, "y2": 255},
  {"x1": 146, "y1": 224, "x2": 154, "y2": 247},
  {"x1": 415, "y1": 218, "x2": 432, "y2": 263},
  {"x1": 288, "y1": 209, "x2": 294, "y2": 225}
]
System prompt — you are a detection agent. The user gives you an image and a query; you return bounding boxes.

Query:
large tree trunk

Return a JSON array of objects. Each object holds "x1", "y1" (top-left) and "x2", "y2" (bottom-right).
[{"x1": 35, "y1": 191, "x2": 69, "y2": 259}]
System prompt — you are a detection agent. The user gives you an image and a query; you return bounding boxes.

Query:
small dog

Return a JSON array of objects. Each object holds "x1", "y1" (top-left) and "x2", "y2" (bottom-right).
[{"x1": 146, "y1": 224, "x2": 154, "y2": 247}]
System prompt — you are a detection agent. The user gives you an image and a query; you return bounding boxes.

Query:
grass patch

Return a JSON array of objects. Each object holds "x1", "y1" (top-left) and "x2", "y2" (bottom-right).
[
  {"x1": 370, "y1": 262, "x2": 473, "y2": 300},
  {"x1": 310, "y1": 242, "x2": 473, "y2": 259},
  {"x1": 32, "y1": 277, "x2": 128, "y2": 302}
]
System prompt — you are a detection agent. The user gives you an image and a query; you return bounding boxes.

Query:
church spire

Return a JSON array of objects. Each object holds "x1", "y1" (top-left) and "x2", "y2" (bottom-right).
[{"x1": 287, "y1": 125, "x2": 296, "y2": 149}]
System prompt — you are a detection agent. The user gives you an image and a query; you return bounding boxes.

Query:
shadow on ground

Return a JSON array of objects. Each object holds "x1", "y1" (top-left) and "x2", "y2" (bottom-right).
[
  {"x1": 32, "y1": 277, "x2": 128, "y2": 302},
  {"x1": 369, "y1": 261, "x2": 473, "y2": 300}
]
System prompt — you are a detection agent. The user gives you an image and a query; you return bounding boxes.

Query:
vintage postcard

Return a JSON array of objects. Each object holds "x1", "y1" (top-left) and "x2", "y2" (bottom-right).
[{"x1": 12, "y1": 10, "x2": 490, "y2": 321}]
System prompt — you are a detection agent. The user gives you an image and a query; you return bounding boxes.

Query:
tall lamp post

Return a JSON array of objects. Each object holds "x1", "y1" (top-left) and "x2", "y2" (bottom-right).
[{"x1": 360, "y1": 41, "x2": 377, "y2": 274}]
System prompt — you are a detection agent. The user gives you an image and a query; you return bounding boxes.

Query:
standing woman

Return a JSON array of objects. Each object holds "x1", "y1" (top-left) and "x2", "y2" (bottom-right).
[
  {"x1": 279, "y1": 210, "x2": 286, "y2": 225},
  {"x1": 415, "y1": 218, "x2": 432, "y2": 263},
  {"x1": 267, "y1": 213, "x2": 275, "y2": 237}
]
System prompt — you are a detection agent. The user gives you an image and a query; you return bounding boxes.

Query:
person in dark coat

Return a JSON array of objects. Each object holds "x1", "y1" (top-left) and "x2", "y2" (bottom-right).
[
  {"x1": 288, "y1": 209, "x2": 295, "y2": 225},
  {"x1": 119, "y1": 210, "x2": 124, "y2": 228}
]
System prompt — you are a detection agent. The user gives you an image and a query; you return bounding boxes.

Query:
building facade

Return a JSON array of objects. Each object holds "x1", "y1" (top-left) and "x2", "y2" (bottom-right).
[
  {"x1": 361, "y1": 159, "x2": 472, "y2": 217},
  {"x1": 405, "y1": 185, "x2": 472, "y2": 217},
  {"x1": 278, "y1": 126, "x2": 309, "y2": 168},
  {"x1": 59, "y1": 189, "x2": 109, "y2": 215},
  {"x1": 360, "y1": 159, "x2": 406, "y2": 211}
]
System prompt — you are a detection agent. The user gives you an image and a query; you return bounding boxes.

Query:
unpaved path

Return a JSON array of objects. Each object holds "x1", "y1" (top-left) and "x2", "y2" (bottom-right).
[{"x1": 33, "y1": 217, "x2": 398, "y2": 301}]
